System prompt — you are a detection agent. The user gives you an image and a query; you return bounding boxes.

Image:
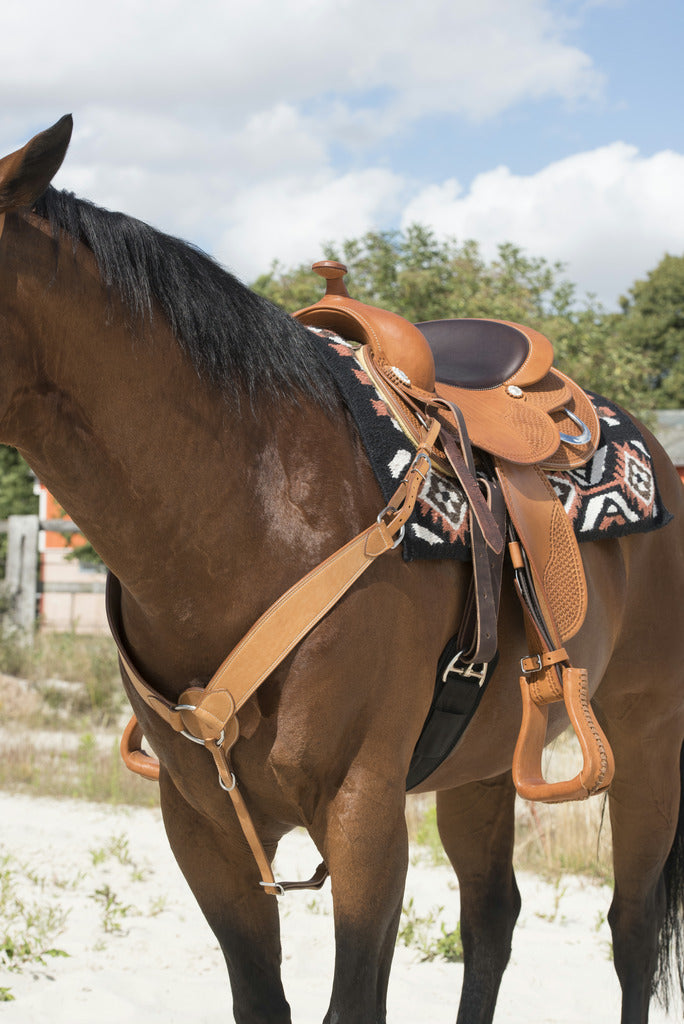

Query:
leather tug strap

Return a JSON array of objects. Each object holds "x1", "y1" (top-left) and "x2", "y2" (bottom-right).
[{"x1": 114, "y1": 420, "x2": 443, "y2": 895}]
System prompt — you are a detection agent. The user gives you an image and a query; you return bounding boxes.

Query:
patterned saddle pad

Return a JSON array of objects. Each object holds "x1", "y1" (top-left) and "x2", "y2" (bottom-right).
[{"x1": 312, "y1": 330, "x2": 672, "y2": 561}]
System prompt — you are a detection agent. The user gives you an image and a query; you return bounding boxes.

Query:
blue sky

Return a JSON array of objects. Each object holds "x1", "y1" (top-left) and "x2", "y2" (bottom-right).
[{"x1": 2, "y1": 0, "x2": 683, "y2": 307}]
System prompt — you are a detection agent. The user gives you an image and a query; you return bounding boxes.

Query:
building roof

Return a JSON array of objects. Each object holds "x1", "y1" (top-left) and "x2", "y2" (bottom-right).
[{"x1": 653, "y1": 410, "x2": 684, "y2": 467}]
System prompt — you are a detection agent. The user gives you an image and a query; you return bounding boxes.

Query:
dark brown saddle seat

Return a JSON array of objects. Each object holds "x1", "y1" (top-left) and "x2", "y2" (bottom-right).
[{"x1": 418, "y1": 317, "x2": 551, "y2": 390}]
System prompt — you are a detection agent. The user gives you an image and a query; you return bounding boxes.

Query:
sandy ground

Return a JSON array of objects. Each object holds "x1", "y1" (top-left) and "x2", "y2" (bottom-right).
[{"x1": 0, "y1": 791, "x2": 679, "y2": 1024}]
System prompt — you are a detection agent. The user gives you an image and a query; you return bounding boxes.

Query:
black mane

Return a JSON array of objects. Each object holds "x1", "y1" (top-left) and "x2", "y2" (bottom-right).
[{"x1": 32, "y1": 186, "x2": 335, "y2": 406}]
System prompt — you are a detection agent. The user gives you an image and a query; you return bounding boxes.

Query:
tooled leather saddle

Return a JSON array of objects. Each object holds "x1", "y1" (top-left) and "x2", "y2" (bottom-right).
[{"x1": 294, "y1": 261, "x2": 614, "y2": 804}]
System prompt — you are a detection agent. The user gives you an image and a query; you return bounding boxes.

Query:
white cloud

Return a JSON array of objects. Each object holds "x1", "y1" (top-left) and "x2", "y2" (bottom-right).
[
  {"x1": 401, "y1": 144, "x2": 684, "y2": 305},
  {"x1": 4, "y1": 0, "x2": 647, "y2": 296},
  {"x1": 215, "y1": 168, "x2": 407, "y2": 280},
  {"x1": 2, "y1": 1, "x2": 601, "y2": 126}
]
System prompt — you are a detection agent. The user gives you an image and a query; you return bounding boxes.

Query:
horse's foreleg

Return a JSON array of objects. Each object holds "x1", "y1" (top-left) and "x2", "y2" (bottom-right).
[
  {"x1": 158, "y1": 773, "x2": 291, "y2": 1024},
  {"x1": 436, "y1": 772, "x2": 520, "y2": 1024},
  {"x1": 311, "y1": 777, "x2": 408, "y2": 1024}
]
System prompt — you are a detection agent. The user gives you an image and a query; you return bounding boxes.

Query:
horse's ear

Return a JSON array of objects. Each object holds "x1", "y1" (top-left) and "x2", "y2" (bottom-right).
[{"x1": 0, "y1": 115, "x2": 73, "y2": 213}]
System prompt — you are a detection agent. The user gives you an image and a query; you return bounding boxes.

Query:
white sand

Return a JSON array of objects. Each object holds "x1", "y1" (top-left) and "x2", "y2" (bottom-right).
[{"x1": 0, "y1": 792, "x2": 679, "y2": 1023}]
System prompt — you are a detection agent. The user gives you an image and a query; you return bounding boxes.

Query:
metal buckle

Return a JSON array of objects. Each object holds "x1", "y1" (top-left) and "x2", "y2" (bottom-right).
[
  {"x1": 259, "y1": 880, "x2": 285, "y2": 897},
  {"x1": 520, "y1": 653, "x2": 542, "y2": 675},
  {"x1": 442, "y1": 650, "x2": 488, "y2": 687},
  {"x1": 410, "y1": 450, "x2": 430, "y2": 481},
  {"x1": 376, "y1": 507, "x2": 406, "y2": 549},
  {"x1": 559, "y1": 408, "x2": 592, "y2": 446}
]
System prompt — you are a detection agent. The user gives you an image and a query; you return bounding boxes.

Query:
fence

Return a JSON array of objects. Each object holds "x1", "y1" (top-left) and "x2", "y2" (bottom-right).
[{"x1": 1, "y1": 515, "x2": 106, "y2": 639}]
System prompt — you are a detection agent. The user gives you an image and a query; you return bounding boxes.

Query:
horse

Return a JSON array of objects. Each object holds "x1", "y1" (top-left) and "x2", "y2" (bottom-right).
[{"x1": 0, "y1": 115, "x2": 682, "y2": 1024}]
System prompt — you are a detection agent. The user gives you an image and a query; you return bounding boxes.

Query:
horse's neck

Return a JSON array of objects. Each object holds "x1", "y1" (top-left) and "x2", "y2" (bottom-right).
[
  {"x1": 3, "y1": 216, "x2": 360, "y2": 691},
  {"x1": 1, "y1": 220, "x2": 273, "y2": 684}
]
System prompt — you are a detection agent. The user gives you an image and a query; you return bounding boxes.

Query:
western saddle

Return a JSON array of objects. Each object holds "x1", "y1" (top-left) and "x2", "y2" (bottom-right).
[{"x1": 116, "y1": 260, "x2": 614, "y2": 896}]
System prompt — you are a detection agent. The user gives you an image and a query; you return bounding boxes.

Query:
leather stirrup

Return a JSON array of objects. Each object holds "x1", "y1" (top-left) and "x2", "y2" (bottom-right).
[{"x1": 513, "y1": 664, "x2": 615, "y2": 803}]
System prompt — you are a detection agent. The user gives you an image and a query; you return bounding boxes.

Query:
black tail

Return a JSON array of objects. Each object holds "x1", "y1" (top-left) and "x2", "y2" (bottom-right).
[{"x1": 652, "y1": 741, "x2": 684, "y2": 1012}]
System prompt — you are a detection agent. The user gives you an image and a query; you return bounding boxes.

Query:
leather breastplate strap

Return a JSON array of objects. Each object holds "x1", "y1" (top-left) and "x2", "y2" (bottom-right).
[{"x1": 113, "y1": 419, "x2": 442, "y2": 896}]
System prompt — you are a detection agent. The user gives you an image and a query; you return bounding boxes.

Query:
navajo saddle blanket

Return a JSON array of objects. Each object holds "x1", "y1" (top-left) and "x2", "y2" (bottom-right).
[{"x1": 312, "y1": 329, "x2": 672, "y2": 559}]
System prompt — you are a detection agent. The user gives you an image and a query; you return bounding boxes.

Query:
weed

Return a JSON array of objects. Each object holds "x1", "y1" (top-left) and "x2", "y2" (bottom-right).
[
  {"x1": 397, "y1": 898, "x2": 463, "y2": 962},
  {"x1": 594, "y1": 910, "x2": 607, "y2": 932},
  {"x1": 535, "y1": 878, "x2": 568, "y2": 924},
  {"x1": 90, "y1": 885, "x2": 135, "y2": 935},
  {"x1": 429, "y1": 921, "x2": 464, "y2": 963},
  {"x1": 305, "y1": 897, "x2": 328, "y2": 915},
  {"x1": 0, "y1": 987, "x2": 15, "y2": 1001},
  {"x1": 148, "y1": 895, "x2": 168, "y2": 917},
  {"x1": 88, "y1": 833, "x2": 150, "y2": 882},
  {"x1": 0, "y1": 852, "x2": 69, "y2": 973},
  {"x1": 89, "y1": 845, "x2": 107, "y2": 867},
  {"x1": 0, "y1": 631, "x2": 123, "y2": 727}
]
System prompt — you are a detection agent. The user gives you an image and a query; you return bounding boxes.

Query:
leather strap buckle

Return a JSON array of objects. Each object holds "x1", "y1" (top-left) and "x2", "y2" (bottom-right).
[
  {"x1": 259, "y1": 880, "x2": 285, "y2": 897},
  {"x1": 442, "y1": 649, "x2": 488, "y2": 687},
  {"x1": 409, "y1": 449, "x2": 430, "y2": 480},
  {"x1": 376, "y1": 506, "x2": 405, "y2": 549},
  {"x1": 520, "y1": 654, "x2": 542, "y2": 675},
  {"x1": 520, "y1": 647, "x2": 569, "y2": 676}
]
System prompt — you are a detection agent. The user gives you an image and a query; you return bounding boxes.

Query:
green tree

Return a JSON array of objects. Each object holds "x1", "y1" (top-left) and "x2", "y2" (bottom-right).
[
  {"x1": 253, "y1": 226, "x2": 649, "y2": 411},
  {"x1": 616, "y1": 253, "x2": 684, "y2": 408},
  {"x1": 0, "y1": 447, "x2": 38, "y2": 575},
  {"x1": 0, "y1": 447, "x2": 38, "y2": 521}
]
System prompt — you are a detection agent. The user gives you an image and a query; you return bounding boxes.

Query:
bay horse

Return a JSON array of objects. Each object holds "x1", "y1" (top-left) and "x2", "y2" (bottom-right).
[{"x1": 1, "y1": 116, "x2": 682, "y2": 1024}]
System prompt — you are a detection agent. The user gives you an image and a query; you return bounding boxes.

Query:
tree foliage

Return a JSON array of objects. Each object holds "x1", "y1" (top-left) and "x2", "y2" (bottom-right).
[
  {"x1": 616, "y1": 253, "x2": 684, "y2": 409},
  {"x1": 0, "y1": 447, "x2": 38, "y2": 575},
  {"x1": 0, "y1": 448, "x2": 38, "y2": 522},
  {"x1": 253, "y1": 225, "x2": 656, "y2": 412}
]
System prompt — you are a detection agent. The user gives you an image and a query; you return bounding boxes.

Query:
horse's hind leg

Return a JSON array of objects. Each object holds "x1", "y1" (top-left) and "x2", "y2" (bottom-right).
[
  {"x1": 599, "y1": 711, "x2": 683, "y2": 1024},
  {"x1": 436, "y1": 772, "x2": 520, "y2": 1024}
]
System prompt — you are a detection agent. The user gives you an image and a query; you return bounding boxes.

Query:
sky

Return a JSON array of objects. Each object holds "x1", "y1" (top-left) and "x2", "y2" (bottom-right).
[{"x1": 2, "y1": 0, "x2": 683, "y2": 308}]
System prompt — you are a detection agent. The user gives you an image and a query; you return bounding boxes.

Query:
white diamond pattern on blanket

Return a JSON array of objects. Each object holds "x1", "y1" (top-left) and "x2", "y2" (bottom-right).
[
  {"x1": 417, "y1": 468, "x2": 469, "y2": 543},
  {"x1": 624, "y1": 451, "x2": 655, "y2": 507}
]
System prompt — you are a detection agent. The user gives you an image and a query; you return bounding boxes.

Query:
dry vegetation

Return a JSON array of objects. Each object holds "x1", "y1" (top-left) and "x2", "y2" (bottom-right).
[
  {"x1": 0, "y1": 631, "x2": 156, "y2": 806},
  {"x1": 405, "y1": 729, "x2": 613, "y2": 882}
]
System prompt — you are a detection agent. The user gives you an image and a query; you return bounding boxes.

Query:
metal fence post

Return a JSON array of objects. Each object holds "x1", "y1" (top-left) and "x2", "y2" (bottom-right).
[{"x1": 5, "y1": 514, "x2": 39, "y2": 640}]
